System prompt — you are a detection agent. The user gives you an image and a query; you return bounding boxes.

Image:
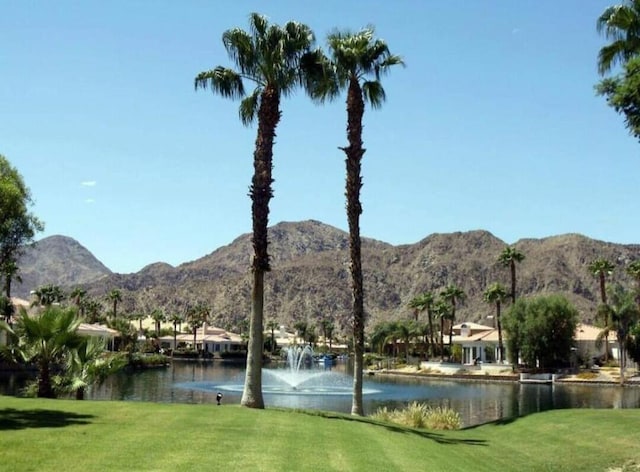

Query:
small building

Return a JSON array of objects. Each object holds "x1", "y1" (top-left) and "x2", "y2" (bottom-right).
[{"x1": 159, "y1": 324, "x2": 244, "y2": 356}]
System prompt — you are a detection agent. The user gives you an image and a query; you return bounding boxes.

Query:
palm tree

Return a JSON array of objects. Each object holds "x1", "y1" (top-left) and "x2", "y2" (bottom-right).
[
  {"x1": 69, "y1": 287, "x2": 87, "y2": 317},
  {"x1": 589, "y1": 258, "x2": 615, "y2": 362},
  {"x1": 599, "y1": 284, "x2": 640, "y2": 384},
  {"x1": 304, "y1": 27, "x2": 403, "y2": 416},
  {"x1": 32, "y1": 284, "x2": 65, "y2": 307},
  {"x1": 441, "y1": 284, "x2": 465, "y2": 350},
  {"x1": 626, "y1": 260, "x2": 640, "y2": 309},
  {"x1": 1, "y1": 305, "x2": 85, "y2": 398},
  {"x1": 320, "y1": 319, "x2": 335, "y2": 350},
  {"x1": 408, "y1": 292, "x2": 435, "y2": 357},
  {"x1": 483, "y1": 282, "x2": 508, "y2": 363},
  {"x1": 390, "y1": 320, "x2": 418, "y2": 364},
  {"x1": 168, "y1": 311, "x2": 185, "y2": 354},
  {"x1": 195, "y1": 13, "x2": 315, "y2": 409},
  {"x1": 107, "y1": 289, "x2": 122, "y2": 319},
  {"x1": 597, "y1": 1, "x2": 640, "y2": 75},
  {"x1": 433, "y1": 299, "x2": 451, "y2": 362},
  {"x1": 498, "y1": 246, "x2": 525, "y2": 304},
  {"x1": 266, "y1": 319, "x2": 279, "y2": 354}
]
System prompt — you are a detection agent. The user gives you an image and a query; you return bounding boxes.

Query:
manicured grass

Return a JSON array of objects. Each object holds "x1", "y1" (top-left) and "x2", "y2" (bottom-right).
[{"x1": 0, "y1": 395, "x2": 639, "y2": 471}]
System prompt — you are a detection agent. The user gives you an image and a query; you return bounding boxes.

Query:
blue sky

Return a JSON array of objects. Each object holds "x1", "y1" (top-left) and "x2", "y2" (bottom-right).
[{"x1": 2, "y1": 1, "x2": 638, "y2": 274}]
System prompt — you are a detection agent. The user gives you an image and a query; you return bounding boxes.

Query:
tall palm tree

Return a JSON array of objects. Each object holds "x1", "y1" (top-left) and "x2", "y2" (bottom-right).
[
  {"x1": 195, "y1": 13, "x2": 315, "y2": 409},
  {"x1": 589, "y1": 258, "x2": 615, "y2": 361},
  {"x1": 498, "y1": 246, "x2": 525, "y2": 304},
  {"x1": 304, "y1": 27, "x2": 403, "y2": 416},
  {"x1": 483, "y1": 282, "x2": 508, "y2": 363},
  {"x1": 626, "y1": 260, "x2": 640, "y2": 309},
  {"x1": 408, "y1": 292, "x2": 436, "y2": 357},
  {"x1": 69, "y1": 287, "x2": 87, "y2": 317},
  {"x1": 107, "y1": 289, "x2": 122, "y2": 320},
  {"x1": 433, "y1": 299, "x2": 451, "y2": 362},
  {"x1": 597, "y1": 1, "x2": 640, "y2": 75},
  {"x1": 441, "y1": 284, "x2": 465, "y2": 350},
  {"x1": 1, "y1": 305, "x2": 85, "y2": 398},
  {"x1": 599, "y1": 284, "x2": 640, "y2": 384}
]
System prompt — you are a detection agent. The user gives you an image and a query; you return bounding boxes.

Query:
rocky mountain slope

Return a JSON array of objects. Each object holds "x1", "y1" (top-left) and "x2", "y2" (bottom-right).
[
  {"x1": 14, "y1": 220, "x2": 640, "y2": 336},
  {"x1": 15, "y1": 235, "x2": 111, "y2": 298}
]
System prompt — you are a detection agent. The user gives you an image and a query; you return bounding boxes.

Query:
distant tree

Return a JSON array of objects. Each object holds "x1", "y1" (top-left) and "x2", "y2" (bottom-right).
[
  {"x1": 626, "y1": 260, "x2": 640, "y2": 308},
  {"x1": 503, "y1": 295, "x2": 579, "y2": 369},
  {"x1": 391, "y1": 319, "x2": 419, "y2": 363},
  {"x1": 433, "y1": 299, "x2": 451, "y2": 362},
  {"x1": 441, "y1": 284, "x2": 465, "y2": 349},
  {"x1": 498, "y1": 246, "x2": 525, "y2": 304},
  {"x1": 266, "y1": 319, "x2": 279, "y2": 354},
  {"x1": 0, "y1": 305, "x2": 85, "y2": 398},
  {"x1": 107, "y1": 289, "x2": 122, "y2": 319},
  {"x1": 589, "y1": 258, "x2": 615, "y2": 361},
  {"x1": 293, "y1": 320, "x2": 309, "y2": 345},
  {"x1": 408, "y1": 292, "x2": 436, "y2": 356},
  {"x1": 168, "y1": 311, "x2": 185, "y2": 353},
  {"x1": 32, "y1": 284, "x2": 65, "y2": 307},
  {"x1": 83, "y1": 298, "x2": 104, "y2": 324},
  {"x1": 598, "y1": 284, "x2": 640, "y2": 384},
  {"x1": 69, "y1": 287, "x2": 87, "y2": 317},
  {"x1": 483, "y1": 282, "x2": 508, "y2": 363},
  {"x1": 195, "y1": 13, "x2": 316, "y2": 410},
  {"x1": 320, "y1": 318, "x2": 335, "y2": 350},
  {"x1": 151, "y1": 309, "x2": 166, "y2": 335}
]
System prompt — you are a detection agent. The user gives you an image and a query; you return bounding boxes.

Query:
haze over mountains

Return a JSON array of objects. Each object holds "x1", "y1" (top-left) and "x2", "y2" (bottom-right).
[{"x1": 15, "y1": 220, "x2": 640, "y2": 335}]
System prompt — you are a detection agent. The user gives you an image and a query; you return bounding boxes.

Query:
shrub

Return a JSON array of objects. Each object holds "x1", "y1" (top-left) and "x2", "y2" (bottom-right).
[
  {"x1": 370, "y1": 402, "x2": 461, "y2": 430},
  {"x1": 577, "y1": 371, "x2": 599, "y2": 380}
]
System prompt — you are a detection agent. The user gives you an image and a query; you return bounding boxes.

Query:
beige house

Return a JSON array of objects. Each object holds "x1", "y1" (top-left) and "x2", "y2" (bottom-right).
[
  {"x1": 158, "y1": 324, "x2": 244, "y2": 356},
  {"x1": 451, "y1": 322, "x2": 614, "y2": 366}
]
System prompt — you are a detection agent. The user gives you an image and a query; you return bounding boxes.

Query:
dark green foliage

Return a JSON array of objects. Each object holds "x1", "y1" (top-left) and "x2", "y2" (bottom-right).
[
  {"x1": 597, "y1": 57, "x2": 640, "y2": 141},
  {"x1": 503, "y1": 295, "x2": 579, "y2": 369}
]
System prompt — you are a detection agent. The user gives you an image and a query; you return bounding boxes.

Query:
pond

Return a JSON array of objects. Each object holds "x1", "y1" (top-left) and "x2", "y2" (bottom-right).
[{"x1": 4, "y1": 360, "x2": 640, "y2": 427}]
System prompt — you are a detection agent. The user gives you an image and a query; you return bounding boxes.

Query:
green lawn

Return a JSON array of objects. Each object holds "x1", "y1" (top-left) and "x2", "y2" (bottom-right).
[{"x1": 0, "y1": 396, "x2": 638, "y2": 471}]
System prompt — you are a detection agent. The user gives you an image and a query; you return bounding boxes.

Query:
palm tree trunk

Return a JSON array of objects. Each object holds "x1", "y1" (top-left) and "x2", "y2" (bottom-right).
[
  {"x1": 600, "y1": 273, "x2": 610, "y2": 362},
  {"x1": 241, "y1": 85, "x2": 279, "y2": 409},
  {"x1": 427, "y1": 309, "x2": 435, "y2": 357},
  {"x1": 510, "y1": 262, "x2": 517, "y2": 304},
  {"x1": 343, "y1": 78, "x2": 366, "y2": 417},
  {"x1": 440, "y1": 318, "x2": 445, "y2": 362},
  {"x1": 496, "y1": 301, "x2": 503, "y2": 363},
  {"x1": 37, "y1": 360, "x2": 55, "y2": 398}
]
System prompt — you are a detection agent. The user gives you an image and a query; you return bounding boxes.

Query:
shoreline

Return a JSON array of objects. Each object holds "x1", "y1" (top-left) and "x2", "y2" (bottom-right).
[{"x1": 369, "y1": 366, "x2": 640, "y2": 387}]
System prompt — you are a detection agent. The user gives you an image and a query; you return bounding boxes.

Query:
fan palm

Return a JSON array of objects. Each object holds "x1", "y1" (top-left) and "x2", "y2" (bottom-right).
[
  {"x1": 597, "y1": 0, "x2": 640, "y2": 75},
  {"x1": 598, "y1": 284, "x2": 640, "y2": 384},
  {"x1": 441, "y1": 284, "x2": 465, "y2": 350},
  {"x1": 408, "y1": 292, "x2": 436, "y2": 356},
  {"x1": 498, "y1": 246, "x2": 525, "y2": 304},
  {"x1": 483, "y1": 282, "x2": 508, "y2": 363},
  {"x1": 1, "y1": 306, "x2": 85, "y2": 398},
  {"x1": 304, "y1": 27, "x2": 403, "y2": 415},
  {"x1": 195, "y1": 13, "x2": 315, "y2": 409}
]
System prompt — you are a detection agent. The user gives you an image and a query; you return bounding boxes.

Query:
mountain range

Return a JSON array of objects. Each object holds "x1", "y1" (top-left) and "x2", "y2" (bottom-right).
[{"x1": 14, "y1": 220, "x2": 640, "y2": 335}]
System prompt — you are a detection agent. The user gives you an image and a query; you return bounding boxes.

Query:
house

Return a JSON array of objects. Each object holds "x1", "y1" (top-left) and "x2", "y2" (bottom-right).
[
  {"x1": 450, "y1": 322, "x2": 504, "y2": 365},
  {"x1": 158, "y1": 324, "x2": 244, "y2": 356}
]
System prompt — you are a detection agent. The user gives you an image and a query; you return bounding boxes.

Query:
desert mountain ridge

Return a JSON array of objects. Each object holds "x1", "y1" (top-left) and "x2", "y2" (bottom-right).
[{"x1": 14, "y1": 220, "x2": 640, "y2": 335}]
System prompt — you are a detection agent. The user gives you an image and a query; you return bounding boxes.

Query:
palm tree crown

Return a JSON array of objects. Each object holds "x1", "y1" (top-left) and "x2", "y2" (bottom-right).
[
  {"x1": 498, "y1": 246, "x2": 525, "y2": 304},
  {"x1": 597, "y1": 1, "x2": 640, "y2": 75}
]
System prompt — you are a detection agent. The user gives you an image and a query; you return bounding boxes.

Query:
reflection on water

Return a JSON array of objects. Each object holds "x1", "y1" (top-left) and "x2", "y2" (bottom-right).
[{"x1": 2, "y1": 361, "x2": 640, "y2": 427}]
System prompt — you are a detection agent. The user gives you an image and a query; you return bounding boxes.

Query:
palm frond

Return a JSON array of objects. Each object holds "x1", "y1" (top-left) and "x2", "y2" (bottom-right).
[
  {"x1": 194, "y1": 67, "x2": 245, "y2": 99},
  {"x1": 363, "y1": 81, "x2": 386, "y2": 109},
  {"x1": 239, "y1": 89, "x2": 260, "y2": 126}
]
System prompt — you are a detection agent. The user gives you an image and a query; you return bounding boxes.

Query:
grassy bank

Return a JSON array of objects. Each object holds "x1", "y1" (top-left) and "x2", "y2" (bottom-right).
[{"x1": 0, "y1": 396, "x2": 638, "y2": 471}]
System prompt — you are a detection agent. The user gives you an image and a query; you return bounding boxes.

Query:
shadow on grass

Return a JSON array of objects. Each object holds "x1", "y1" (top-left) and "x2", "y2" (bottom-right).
[
  {"x1": 289, "y1": 408, "x2": 487, "y2": 446},
  {"x1": 0, "y1": 408, "x2": 95, "y2": 430}
]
